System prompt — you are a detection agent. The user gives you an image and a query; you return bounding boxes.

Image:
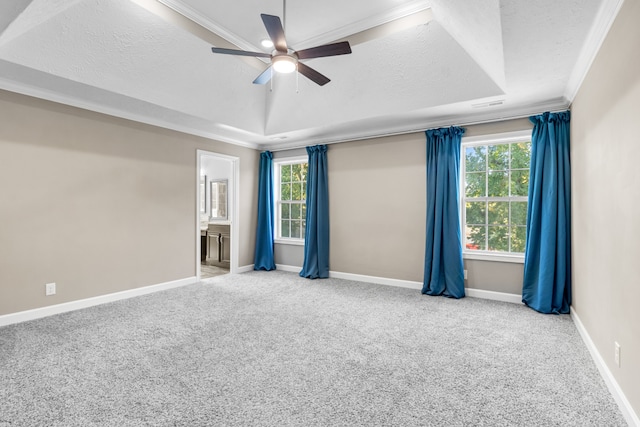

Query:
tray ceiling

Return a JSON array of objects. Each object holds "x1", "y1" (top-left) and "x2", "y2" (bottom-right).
[{"x1": 0, "y1": 0, "x2": 620, "y2": 149}]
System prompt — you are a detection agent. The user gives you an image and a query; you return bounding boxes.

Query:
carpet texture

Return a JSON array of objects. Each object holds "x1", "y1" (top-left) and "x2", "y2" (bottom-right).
[{"x1": 0, "y1": 271, "x2": 626, "y2": 426}]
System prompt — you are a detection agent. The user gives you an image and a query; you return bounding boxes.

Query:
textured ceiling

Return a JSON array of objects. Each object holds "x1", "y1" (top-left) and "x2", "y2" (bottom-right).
[{"x1": 0, "y1": 0, "x2": 620, "y2": 149}]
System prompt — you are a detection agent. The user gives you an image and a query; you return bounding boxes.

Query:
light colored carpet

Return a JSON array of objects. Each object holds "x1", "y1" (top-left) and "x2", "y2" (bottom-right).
[{"x1": 0, "y1": 271, "x2": 626, "y2": 426}]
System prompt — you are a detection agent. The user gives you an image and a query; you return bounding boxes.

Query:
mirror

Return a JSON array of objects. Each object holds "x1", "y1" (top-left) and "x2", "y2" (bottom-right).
[
  {"x1": 200, "y1": 175, "x2": 207, "y2": 213},
  {"x1": 210, "y1": 179, "x2": 228, "y2": 220}
]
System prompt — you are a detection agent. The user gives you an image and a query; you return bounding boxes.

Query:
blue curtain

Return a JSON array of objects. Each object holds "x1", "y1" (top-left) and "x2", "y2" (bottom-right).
[
  {"x1": 522, "y1": 111, "x2": 571, "y2": 314},
  {"x1": 300, "y1": 145, "x2": 330, "y2": 279},
  {"x1": 422, "y1": 127, "x2": 465, "y2": 298},
  {"x1": 254, "y1": 151, "x2": 276, "y2": 271}
]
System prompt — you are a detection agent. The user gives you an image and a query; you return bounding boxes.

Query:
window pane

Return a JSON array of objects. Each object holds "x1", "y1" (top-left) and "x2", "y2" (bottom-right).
[
  {"x1": 291, "y1": 220, "x2": 301, "y2": 238},
  {"x1": 488, "y1": 202, "x2": 509, "y2": 225},
  {"x1": 511, "y1": 142, "x2": 531, "y2": 169},
  {"x1": 488, "y1": 226, "x2": 509, "y2": 251},
  {"x1": 301, "y1": 181, "x2": 307, "y2": 200},
  {"x1": 488, "y1": 144, "x2": 509, "y2": 170},
  {"x1": 466, "y1": 202, "x2": 486, "y2": 225},
  {"x1": 281, "y1": 203, "x2": 290, "y2": 220},
  {"x1": 511, "y1": 226, "x2": 527, "y2": 253},
  {"x1": 488, "y1": 171, "x2": 508, "y2": 197},
  {"x1": 466, "y1": 172, "x2": 486, "y2": 197},
  {"x1": 511, "y1": 202, "x2": 528, "y2": 226},
  {"x1": 510, "y1": 170, "x2": 529, "y2": 196},
  {"x1": 301, "y1": 163, "x2": 308, "y2": 182},
  {"x1": 301, "y1": 204, "x2": 307, "y2": 221},
  {"x1": 291, "y1": 182, "x2": 304, "y2": 201},
  {"x1": 465, "y1": 146, "x2": 486, "y2": 172},
  {"x1": 466, "y1": 226, "x2": 486, "y2": 250},
  {"x1": 281, "y1": 183, "x2": 291, "y2": 200},
  {"x1": 281, "y1": 220, "x2": 290, "y2": 238},
  {"x1": 291, "y1": 203, "x2": 301, "y2": 220},
  {"x1": 281, "y1": 165, "x2": 291, "y2": 183},
  {"x1": 462, "y1": 140, "x2": 531, "y2": 256},
  {"x1": 292, "y1": 163, "x2": 302, "y2": 182}
]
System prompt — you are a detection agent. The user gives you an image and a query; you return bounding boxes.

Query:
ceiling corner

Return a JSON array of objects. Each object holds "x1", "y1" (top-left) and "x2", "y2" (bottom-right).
[
  {"x1": 563, "y1": 0, "x2": 625, "y2": 103},
  {"x1": 430, "y1": 0, "x2": 506, "y2": 91}
]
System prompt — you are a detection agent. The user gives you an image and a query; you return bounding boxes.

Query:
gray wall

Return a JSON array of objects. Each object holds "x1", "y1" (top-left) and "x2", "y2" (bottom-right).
[
  {"x1": 0, "y1": 89, "x2": 259, "y2": 316},
  {"x1": 275, "y1": 118, "x2": 532, "y2": 294},
  {"x1": 571, "y1": 0, "x2": 640, "y2": 417}
]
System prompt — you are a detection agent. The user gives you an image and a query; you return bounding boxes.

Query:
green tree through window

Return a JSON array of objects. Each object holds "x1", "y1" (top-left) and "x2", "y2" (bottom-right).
[
  {"x1": 463, "y1": 140, "x2": 530, "y2": 254},
  {"x1": 277, "y1": 161, "x2": 308, "y2": 240}
]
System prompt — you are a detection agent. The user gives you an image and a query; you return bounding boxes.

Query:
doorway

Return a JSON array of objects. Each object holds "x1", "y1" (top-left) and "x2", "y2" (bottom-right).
[{"x1": 196, "y1": 150, "x2": 239, "y2": 280}]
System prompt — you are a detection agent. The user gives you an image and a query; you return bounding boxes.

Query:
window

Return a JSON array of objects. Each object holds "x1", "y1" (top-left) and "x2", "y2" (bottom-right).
[
  {"x1": 461, "y1": 132, "x2": 531, "y2": 260},
  {"x1": 274, "y1": 158, "x2": 308, "y2": 243}
]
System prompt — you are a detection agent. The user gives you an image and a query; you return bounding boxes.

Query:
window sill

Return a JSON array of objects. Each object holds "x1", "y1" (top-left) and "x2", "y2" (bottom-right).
[
  {"x1": 463, "y1": 252, "x2": 524, "y2": 264},
  {"x1": 274, "y1": 238, "x2": 305, "y2": 246}
]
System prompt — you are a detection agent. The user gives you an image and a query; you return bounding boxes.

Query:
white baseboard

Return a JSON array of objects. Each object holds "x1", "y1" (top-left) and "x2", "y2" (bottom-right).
[
  {"x1": 329, "y1": 270, "x2": 423, "y2": 290},
  {"x1": 571, "y1": 307, "x2": 639, "y2": 427},
  {"x1": 0, "y1": 276, "x2": 197, "y2": 328},
  {"x1": 275, "y1": 266, "x2": 422, "y2": 290},
  {"x1": 261, "y1": 266, "x2": 523, "y2": 303},
  {"x1": 286, "y1": 269, "x2": 521, "y2": 304},
  {"x1": 465, "y1": 288, "x2": 522, "y2": 304},
  {"x1": 276, "y1": 264, "x2": 301, "y2": 273},
  {"x1": 237, "y1": 264, "x2": 255, "y2": 273},
  {"x1": 330, "y1": 270, "x2": 523, "y2": 304}
]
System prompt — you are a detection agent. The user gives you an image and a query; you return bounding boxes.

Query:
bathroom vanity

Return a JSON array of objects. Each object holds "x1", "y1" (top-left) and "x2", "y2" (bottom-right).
[{"x1": 205, "y1": 223, "x2": 230, "y2": 267}]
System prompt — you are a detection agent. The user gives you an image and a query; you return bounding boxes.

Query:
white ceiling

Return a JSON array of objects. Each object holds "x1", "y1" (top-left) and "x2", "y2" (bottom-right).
[{"x1": 0, "y1": 0, "x2": 621, "y2": 150}]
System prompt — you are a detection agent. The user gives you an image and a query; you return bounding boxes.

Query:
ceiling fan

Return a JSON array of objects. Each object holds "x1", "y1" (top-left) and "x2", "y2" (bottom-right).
[{"x1": 211, "y1": 13, "x2": 352, "y2": 86}]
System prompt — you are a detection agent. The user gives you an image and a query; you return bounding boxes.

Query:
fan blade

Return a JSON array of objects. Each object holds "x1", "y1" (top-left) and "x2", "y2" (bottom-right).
[
  {"x1": 261, "y1": 14, "x2": 288, "y2": 52},
  {"x1": 296, "y1": 41, "x2": 352, "y2": 60},
  {"x1": 253, "y1": 66, "x2": 273, "y2": 85},
  {"x1": 297, "y1": 62, "x2": 330, "y2": 86},
  {"x1": 211, "y1": 47, "x2": 271, "y2": 58}
]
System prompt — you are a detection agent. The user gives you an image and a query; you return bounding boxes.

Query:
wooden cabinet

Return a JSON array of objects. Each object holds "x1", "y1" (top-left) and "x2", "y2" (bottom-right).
[
  {"x1": 206, "y1": 224, "x2": 230, "y2": 267},
  {"x1": 200, "y1": 230, "x2": 207, "y2": 261}
]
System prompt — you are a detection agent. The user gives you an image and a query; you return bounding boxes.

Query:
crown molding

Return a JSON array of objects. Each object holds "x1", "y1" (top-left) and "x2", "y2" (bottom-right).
[
  {"x1": 297, "y1": 1, "x2": 430, "y2": 49},
  {"x1": 564, "y1": 0, "x2": 625, "y2": 103},
  {"x1": 265, "y1": 98, "x2": 569, "y2": 151},
  {"x1": 1, "y1": 71, "x2": 569, "y2": 154},
  {"x1": 157, "y1": 0, "x2": 262, "y2": 53},
  {"x1": 158, "y1": 0, "x2": 430, "y2": 52},
  {"x1": 0, "y1": 77, "x2": 260, "y2": 150}
]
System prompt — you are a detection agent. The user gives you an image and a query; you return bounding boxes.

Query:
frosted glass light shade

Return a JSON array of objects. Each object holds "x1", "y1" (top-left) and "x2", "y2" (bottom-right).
[{"x1": 273, "y1": 56, "x2": 297, "y2": 73}]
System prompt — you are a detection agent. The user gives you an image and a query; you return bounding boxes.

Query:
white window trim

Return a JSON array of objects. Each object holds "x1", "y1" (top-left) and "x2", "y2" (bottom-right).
[
  {"x1": 273, "y1": 155, "x2": 308, "y2": 246},
  {"x1": 460, "y1": 129, "x2": 531, "y2": 264}
]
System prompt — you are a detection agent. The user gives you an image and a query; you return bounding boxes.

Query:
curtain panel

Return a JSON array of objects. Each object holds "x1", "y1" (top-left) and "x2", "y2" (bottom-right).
[
  {"x1": 254, "y1": 151, "x2": 276, "y2": 271},
  {"x1": 300, "y1": 145, "x2": 330, "y2": 279},
  {"x1": 522, "y1": 111, "x2": 572, "y2": 314},
  {"x1": 422, "y1": 127, "x2": 466, "y2": 298}
]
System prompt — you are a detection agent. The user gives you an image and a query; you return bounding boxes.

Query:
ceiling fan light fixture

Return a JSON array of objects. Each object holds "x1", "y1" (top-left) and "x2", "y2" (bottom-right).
[
  {"x1": 272, "y1": 55, "x2": 297, "y2": 73},
  {"x1": 210, "y1": 13, "x2": 351, "y2": 86}
]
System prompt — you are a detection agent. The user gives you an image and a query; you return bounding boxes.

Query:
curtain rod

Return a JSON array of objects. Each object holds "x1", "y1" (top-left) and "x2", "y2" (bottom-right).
[{"x1": 269, "y1": 107, "x2": 570, "y2": 152}]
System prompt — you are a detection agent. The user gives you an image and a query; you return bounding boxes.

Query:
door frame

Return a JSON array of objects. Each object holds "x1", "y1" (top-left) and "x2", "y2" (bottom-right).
[{"x1": 196, "y1": 149, "x2": 240, "y2": 280}]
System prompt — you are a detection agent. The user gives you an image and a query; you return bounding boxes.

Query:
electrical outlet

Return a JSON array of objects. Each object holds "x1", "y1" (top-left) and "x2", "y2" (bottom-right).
[
  {"x1": 45, "y1": 282, "x2": 56, "y2": 296},
  {"x1": 464, "y1": 270, "x2": 468, "y2": 280},
  {"x1": 614, "y1": 342, "x2": 621, "y2": 367}
]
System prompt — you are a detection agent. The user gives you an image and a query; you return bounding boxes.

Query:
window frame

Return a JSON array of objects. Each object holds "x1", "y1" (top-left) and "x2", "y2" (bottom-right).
[
  {"x1": 460, "y1": 130, "x2": 532, "y2": 264},
  {"x1": 273, "y1": 156, "x2": 308, "y2": 246}
]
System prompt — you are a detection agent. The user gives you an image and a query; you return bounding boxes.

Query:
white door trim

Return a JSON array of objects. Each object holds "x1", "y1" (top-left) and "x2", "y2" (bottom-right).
[{"x1": 196, "y1": 150, "x2": 240, "y2": 279}]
